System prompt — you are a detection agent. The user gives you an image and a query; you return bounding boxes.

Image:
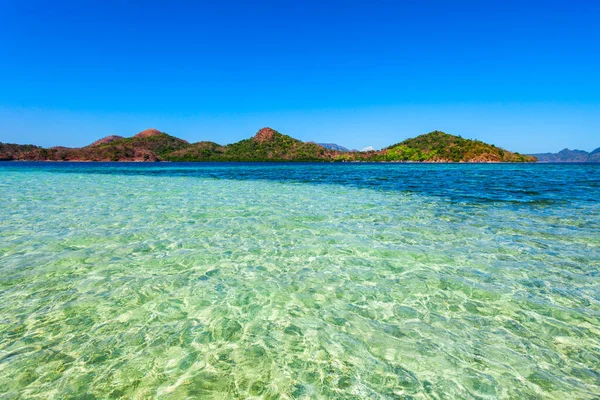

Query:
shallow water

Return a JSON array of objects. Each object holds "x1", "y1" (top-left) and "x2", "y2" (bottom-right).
[{"x1": 0, "y1": 162, "x2": 599, "y2": 399}]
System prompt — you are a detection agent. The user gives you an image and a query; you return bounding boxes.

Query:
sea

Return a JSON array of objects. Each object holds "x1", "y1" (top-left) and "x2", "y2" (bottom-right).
[{"x1": 0, "y1": 162, "x2": 598, "y2": 399}]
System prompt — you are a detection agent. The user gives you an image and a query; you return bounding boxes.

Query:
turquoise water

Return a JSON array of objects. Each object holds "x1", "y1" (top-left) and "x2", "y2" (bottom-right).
[{"x1": 0, "y1": 162, "x2": 599, "y2": 399}]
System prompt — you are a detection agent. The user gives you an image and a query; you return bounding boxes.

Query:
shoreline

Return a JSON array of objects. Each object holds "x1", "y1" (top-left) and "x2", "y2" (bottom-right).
[{"x1": 1, "y1": 159, "x2": 541, "y2": 164}]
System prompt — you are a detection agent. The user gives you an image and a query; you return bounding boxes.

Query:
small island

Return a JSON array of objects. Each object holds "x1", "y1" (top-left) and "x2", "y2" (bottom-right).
[{"x1": 0, "y1": 128, "x2": 537, "y2": 163}]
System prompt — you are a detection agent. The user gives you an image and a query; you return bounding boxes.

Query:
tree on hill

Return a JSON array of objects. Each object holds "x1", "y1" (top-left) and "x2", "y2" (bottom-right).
[{"x1": 380, "y1": 131, "x2": 536, "y2": 162}]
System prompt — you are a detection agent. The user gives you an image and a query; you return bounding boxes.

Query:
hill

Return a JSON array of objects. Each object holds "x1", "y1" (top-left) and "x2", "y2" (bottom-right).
[
  {"x1": 166, "y1": 141, "x2": 225, "y2": 161},
  {"x1": 165, "y1": 128, "x2": 335, "y2": 161},
  {"x1": 529, "y1": 148, "x2": 600, "y2": 162},
  {"x1": 220, "y1": 128, "x2": 334, "y2": 161},
  {"x1": 82, "y1": 129, "x2": 189, "y2": 161},
  {"x1": 0, "y1": 129, "x2": 189, "y2": 161},
  {"x1": 0, "y1": 143, "x2": 44, "y2": 161},
  {"x1": 360, "y1": 131, "x2": 536, "y2": 162},
  {"x1": 1, "y1": 128, "x2": 537, "y2": 163}
]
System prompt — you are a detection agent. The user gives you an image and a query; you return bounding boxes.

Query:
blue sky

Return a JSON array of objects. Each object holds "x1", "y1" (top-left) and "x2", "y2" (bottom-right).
[{"x1": 1, "y1": 0, "x2": 598, "y2": 152}]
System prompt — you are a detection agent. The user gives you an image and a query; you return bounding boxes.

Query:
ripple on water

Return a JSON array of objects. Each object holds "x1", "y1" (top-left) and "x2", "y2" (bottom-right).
[{"x1": 0, "y1": 163, "x2": 599, "y2": 399}]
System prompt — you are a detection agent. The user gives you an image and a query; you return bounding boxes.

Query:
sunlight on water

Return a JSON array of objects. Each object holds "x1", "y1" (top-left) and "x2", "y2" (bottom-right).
[{"x1": 0, "y1": 163, "x2": 599, "y2": 399}]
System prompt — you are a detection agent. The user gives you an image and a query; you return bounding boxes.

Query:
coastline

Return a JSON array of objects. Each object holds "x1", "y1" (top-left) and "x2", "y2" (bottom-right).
[
  {"x1": 1, "y1": 159, "x2": 539, "y2": 164},
  {"x1": 1, "y1": 128, "x2": 539, "y2": 163}
]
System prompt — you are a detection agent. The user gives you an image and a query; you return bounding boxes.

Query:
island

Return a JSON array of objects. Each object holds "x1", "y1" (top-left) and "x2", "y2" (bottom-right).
[{"x1": 0, "y1": 128, "x2": 537, "y2": 163}]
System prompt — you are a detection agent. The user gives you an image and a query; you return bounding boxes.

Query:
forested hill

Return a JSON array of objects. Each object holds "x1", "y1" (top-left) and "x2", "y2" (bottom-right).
[
  {"x1": 373, "y1": 131, "x2": 537, "y2": 162},
  {"x1": 167, "y1": 128, "x2": 332, "y2": 161}
]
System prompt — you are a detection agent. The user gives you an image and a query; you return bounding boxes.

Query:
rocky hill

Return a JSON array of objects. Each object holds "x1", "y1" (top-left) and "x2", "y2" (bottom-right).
[
  {"x1": 529, "y1": 147, "x2": 600, "y2": 162},
  {"x1": 1, "y1": 128, "x2": 537, "y2": 163},
  {"x1": 167, "y1": 128, "x2": 334, "y2": 161},
  {"x1": 0, "y1": 143, "x2": 44, "y2": 161},
  {"x1": 0, "y1": 129, "x2": 188, "y2": 161},
  {"x1": 83, "y1": 129, "x2": 189, "y2": 161}
]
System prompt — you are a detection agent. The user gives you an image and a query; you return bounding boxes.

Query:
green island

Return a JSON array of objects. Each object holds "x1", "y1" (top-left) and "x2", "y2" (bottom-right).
[{"x1": 0, "y1": 127, "x2": 537, "y2": 162}]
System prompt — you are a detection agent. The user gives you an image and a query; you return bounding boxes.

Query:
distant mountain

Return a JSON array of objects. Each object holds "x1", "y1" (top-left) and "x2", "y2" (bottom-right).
[
  {"x1": 529, "y1": 148, "x2": 600, "y2": 162},
  {"x1": 0, "y1": 128, "x2": 537, "y2": 163},
  {"x1": 316, "y1": 143, "x2": 350, "y2": 152}
]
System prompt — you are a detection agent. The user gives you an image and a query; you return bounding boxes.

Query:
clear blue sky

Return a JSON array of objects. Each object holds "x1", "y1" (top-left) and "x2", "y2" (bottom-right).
[{"x1": 1, "y1": 0, "x2": 598, "y2": 152}]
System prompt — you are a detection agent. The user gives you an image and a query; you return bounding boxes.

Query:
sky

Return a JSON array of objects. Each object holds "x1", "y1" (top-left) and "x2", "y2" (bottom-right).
[{"x1": 1, "y1": 0, "x2": 598, "y2": 153}]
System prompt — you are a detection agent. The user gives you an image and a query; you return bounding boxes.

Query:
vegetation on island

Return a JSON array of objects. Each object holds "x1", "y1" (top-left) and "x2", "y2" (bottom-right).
[
  {"x1": 87, "y1": 129, "x2": 189, "y2": 161},
  {"x1": 0, "y1": 143, "x2": 43, "y2": 161},
  {"x1": 1, "y1": 127, "x2": 538, "y2": 163},
  {"x1": 167, "y1": 128, "x2": 333, "y2": 161},
  {"x1": 370, "y1": 131, "x2": 536, "y2": 162}
]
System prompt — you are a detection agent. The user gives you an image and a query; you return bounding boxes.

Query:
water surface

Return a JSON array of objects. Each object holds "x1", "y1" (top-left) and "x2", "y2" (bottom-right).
[{"x1": 0, "y1": 162, "x2": 599, "y2": 399}]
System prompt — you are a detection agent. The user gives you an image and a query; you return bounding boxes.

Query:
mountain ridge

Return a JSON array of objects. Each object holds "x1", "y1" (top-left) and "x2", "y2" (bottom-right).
[
  {"x1": 528, "y1": 148, "x2": 600, "y2": 162},
  {"x1": 1, "y1": 128, "x2": 537, "y2": 163}
]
